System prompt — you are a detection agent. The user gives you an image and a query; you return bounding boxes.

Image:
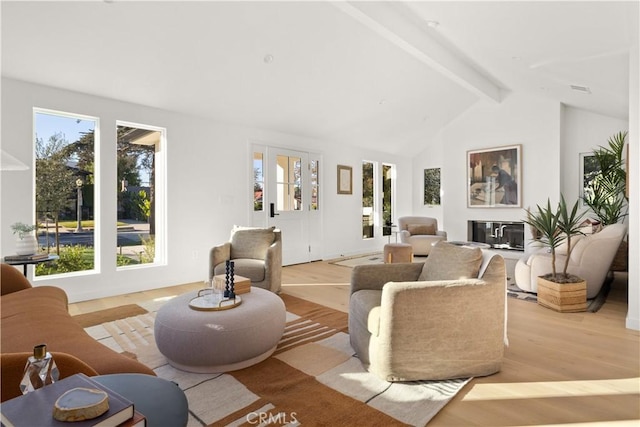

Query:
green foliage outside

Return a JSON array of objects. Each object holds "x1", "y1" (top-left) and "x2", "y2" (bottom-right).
[
  {"x1": 35, "y1": 132, "x2": 76, "y2": 254},
  {"x1": 138, "y1": 190, "x2": 151, "y2": 221},
  {"x1": 139, "y1": 235, "x2": 155, "y2": 264},
  {"x1": 36, "y1": 245, "x2": 146, "y2": 276},
  {"x1": 36, "y1": 245, "x2": 93, "y2": 275},
  {"x1": 119, "y1": 191, "x2": 150, "y2": 222},
  {"x1": 424, "y1": 168, "x2": 441, "y2": 205},
  {"x1": 362, "y1": 162, "x2": 374, "y2": 238}
]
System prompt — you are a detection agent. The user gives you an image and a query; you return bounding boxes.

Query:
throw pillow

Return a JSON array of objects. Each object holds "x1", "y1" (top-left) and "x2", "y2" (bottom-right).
[
  {"x1": 418, "y1": 241, "x2": 483, "y2": 281},
  {"x1": 407, "y1": 223, "x2": 436, "y2": 235},
  {"x1": 230, "y1": 226, "x2": 276, "y2": 260}
]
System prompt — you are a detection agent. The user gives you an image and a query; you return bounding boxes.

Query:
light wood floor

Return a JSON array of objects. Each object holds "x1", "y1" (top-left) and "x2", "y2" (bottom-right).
[{"x1": 70, "y1": 261, "x2": 640, "y2": 426}]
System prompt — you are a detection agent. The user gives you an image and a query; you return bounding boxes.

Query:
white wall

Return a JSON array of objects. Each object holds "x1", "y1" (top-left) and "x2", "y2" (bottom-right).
[
  {"x1": 1, "y1": 78, "x2": 411, "y2": 302},
  {"x1": 627, "y1": 21, "x2": 639, "y2": 331},
  {"x1": 438, "y1": 93, "x2": 562, "y2": 246},
  {"x1": 411, "y1": 133, "x2": 445, "y2": 227},
  {"x1": 414, "y1": 90, "x2": 637, "y2": 330}
]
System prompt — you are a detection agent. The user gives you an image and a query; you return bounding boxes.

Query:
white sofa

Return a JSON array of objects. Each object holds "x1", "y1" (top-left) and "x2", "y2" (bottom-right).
[
  {"x1": 514, "y1": 223, "x2": 627, "y2": 299},
  {"x1": 397, "y1": 216, "x2": 447, "y2": 256}
]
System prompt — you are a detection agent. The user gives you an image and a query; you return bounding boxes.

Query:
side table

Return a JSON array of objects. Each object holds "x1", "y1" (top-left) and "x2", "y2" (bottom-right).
[
  {"x1": 3, "y1": 254, "x2": 59, "y2": 276},
  {"x1": 93, "y1": 373, "x2": 189, "y2": 427}
]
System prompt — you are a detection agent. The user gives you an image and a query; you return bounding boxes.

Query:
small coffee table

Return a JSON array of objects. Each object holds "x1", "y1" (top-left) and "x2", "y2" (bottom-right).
[
  {"x1": 93, "y1": 374, "x2": 188, "y2": 427},
  {"x1": 3, "y1": 254, "x2": 58, "y2": 276},
  {"x1": 154, "y1": 287, "x2": 286, "y2": 373}
]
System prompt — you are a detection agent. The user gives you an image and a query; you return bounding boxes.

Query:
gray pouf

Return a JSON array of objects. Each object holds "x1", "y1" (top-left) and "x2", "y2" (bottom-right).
[{"x1": 154, "y1": 287, "x2": 286, "y2": 373}]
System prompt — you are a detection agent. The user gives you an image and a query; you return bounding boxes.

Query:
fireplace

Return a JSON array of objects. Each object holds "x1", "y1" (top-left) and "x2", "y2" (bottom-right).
[{"x1": 468, "y1": 220, "x2": 524, "y2": 251}]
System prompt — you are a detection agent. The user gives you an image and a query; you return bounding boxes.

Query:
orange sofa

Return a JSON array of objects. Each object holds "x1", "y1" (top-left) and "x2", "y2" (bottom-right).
[{"x1": 0, "y1": 263, "x2": 155, "y2": 401}]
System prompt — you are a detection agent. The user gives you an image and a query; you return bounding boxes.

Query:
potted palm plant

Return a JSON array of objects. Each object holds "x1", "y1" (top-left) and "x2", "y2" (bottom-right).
[
  {"x1": 523, "y1": 195, "x2": 587, "y2": 311},
  {"x1": 583, "y1": 130, "x2": 628, "y2": 271},
  {"x1": 583, "y1": 131, "x2": 627, "y2": 225}
]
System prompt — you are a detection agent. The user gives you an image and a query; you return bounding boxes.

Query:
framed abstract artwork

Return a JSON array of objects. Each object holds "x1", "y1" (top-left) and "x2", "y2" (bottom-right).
[
  {"x1": 468, "y1": 144, "x2": 522, "y2": 208},
  {"x1": 337, "y1": 164, "x2": 352, "y2": 195},
  {"x1": 423, "y1": 168, "x2": 441, "y2": 205}
]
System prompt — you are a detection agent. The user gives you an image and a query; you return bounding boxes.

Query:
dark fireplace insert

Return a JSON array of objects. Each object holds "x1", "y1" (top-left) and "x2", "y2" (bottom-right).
[{"x1": 468, "y1": 220, "x2": 524, "y2": 251}]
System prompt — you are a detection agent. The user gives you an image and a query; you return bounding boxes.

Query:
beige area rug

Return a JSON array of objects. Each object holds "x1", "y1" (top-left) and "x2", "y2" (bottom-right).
[
  {"x1": 84, "y1": 294, "x2": 470, "y2": 426},
  {"x1": 72, "y1": 304, "x2": 148, "y2": 328}
]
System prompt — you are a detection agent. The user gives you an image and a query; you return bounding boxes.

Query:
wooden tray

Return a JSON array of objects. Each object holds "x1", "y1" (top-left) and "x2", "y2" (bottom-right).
[{"x1": 189, "y1": 289, "x2": 242, "y2": 311}]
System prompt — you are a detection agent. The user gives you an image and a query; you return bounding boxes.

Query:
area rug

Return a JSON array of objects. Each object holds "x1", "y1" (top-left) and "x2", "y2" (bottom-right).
[
  {"x1": 507, "y1": 281, "x2": 611, "y2": 313},
  {"x1": 72, "y1": 304, "x2": 148, "y2": 328},
  {"x1": 83, "y1": 294, "x2": 470, "y2": 426}
]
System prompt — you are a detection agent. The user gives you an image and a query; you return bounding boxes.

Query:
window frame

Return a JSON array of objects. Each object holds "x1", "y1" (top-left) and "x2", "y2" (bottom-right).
[
  {"x1": 115, "y1": 120, "x2": 167, "y2": 270},
  {"x1": 32, "y1": 107, "x2": 100, "y2": 280}
]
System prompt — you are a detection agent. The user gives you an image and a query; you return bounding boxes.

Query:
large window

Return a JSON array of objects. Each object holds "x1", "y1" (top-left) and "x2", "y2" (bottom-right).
[
  {"x1": 310, "y1": 159, "x2": 319, "y2": 210},
  {"x1": 276, "y1": 154, "x2": 302, "y2": 212},
  {"x1": 34, "y1": 109, "x2": 97, "y2": 276},
  {"x1": 362, "y1": 161, "x2": 395, "y2": 239},
  {"x1": 362, "y1": 161, "x2": 374, "y2": 238},
  {"x1": 382, "y1": 164, "x2": 394, "y2": 236},
  {"x1": 116, "y1": 123, "x2": 165, "y2": 268},
  {"x1": 253, "y1": 152, "x2": 264, "y2": 211}
]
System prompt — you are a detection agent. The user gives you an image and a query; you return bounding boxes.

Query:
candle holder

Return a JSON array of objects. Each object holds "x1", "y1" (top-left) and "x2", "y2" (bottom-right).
[
  {"x1": 224, "y1": 260, "x2": 231, "y2": 298},
  {"x1": 229, "y1": 261, "x2": 236, "y2": 299}
]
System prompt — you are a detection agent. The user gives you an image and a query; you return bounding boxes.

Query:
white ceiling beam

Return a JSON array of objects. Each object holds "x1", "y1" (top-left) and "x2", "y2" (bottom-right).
[{"x1": 332, "y1": 1, "x2": 502, "y2": 103}]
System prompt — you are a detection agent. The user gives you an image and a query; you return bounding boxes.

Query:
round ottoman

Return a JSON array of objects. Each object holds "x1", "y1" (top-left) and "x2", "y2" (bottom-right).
[
  {"x1": 154, "y1": 287, "x2": 286, "y2": 373},
  {"x1": 383, "y1": 243, "x2": 413, "y2": 263}
]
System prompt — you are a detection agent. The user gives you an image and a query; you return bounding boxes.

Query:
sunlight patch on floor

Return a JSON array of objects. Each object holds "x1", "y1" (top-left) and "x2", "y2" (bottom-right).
[{"x1": 462, "y1": 377, "x2": 640, "y2": 401}]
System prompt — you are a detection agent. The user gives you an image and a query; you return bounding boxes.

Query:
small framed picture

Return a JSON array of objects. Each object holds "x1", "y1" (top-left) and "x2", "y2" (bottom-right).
[{"x1": 337, "y1": 165, "x2": 352, "y2": 195}]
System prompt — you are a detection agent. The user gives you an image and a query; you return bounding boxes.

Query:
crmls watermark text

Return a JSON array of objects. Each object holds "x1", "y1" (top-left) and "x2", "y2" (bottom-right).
[{"x1": 246, "y1": 411, "x2": 298, "y2": 424}]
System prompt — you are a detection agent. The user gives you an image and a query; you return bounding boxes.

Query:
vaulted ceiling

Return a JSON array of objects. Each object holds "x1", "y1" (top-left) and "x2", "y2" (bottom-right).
[{"x1": 2, "y1": 1, "x2": 637, "y2": 156}]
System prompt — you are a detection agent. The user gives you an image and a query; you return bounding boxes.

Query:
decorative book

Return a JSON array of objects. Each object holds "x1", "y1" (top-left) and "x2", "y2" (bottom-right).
[
  {"x1": 0, "y1": 374, "x2": 134, "y2": 427},
  {"x1": 4, "y1": 253, "x2": 49, "y2": 262}
]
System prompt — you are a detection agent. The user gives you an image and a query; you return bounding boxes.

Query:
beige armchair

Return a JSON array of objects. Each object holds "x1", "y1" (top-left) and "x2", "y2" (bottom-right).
[
  {"x1": 515, "y1": 223, "x2": 627, "y2": 298},
  {"x1": 349, "y1": 242, "x2": 507, "y2": 382},
  {"x1": 210, "y1": 226, "x2": 282, "y2": 293},
  {"x1": 397, "y1": 216, "x2": 447, "y2": 256}
]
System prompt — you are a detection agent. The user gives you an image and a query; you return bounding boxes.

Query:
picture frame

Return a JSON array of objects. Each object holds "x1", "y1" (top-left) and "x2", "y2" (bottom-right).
[
  {"x1": 337, "y1": 165, "x2": 352, "y2": 195},
  {"x1": 423, "y1": 168, "x2": 441, "y2": 205},
  {"x1": 467, "y1": 144, "x2": 521, "y2": 208}
]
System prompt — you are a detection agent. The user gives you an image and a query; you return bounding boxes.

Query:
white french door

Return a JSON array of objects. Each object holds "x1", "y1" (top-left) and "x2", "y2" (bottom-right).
[{"x1": 259, "y1": 147, "x2": 321, "y2": 265}]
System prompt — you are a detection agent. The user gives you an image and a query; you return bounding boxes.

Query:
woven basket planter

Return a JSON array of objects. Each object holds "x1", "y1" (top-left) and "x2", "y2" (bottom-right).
[{"x1": 537, "y1": 276, "x2": 587, "y2": 313}]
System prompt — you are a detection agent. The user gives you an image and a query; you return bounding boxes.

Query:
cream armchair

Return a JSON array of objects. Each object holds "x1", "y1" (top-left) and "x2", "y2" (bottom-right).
[
  {"x1": 349, "y1": 242, "x2": 507, "y2": 382},
  {"x1": 397, "y1": 216, "x2": 447, "y2": 256},
  {"x1": 210, "y1": 226, "x2": 282, "y2": 293},
  {"x1": 514, "y1": 223, "x2": 626, "y2": 298}
]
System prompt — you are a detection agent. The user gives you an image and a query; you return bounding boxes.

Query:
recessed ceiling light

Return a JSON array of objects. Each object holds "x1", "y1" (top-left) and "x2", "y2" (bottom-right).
[
  {"x1": 570, "y1": 84, "x2": 591, "y2": 94},
  {"x1": 379, "y1": 99, "x2": 387, "y2": 105},
  {"x1": 263, "y1": 54, "x2": 274, "y2": 64},
  {"x1": 426, "y1": 20, "x2": 440, "y2": 29}
]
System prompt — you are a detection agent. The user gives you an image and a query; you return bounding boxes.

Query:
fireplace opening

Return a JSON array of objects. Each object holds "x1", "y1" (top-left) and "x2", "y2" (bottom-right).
[{"x1": 468, "y1": 220, "x2": 524, "y2": 251}]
